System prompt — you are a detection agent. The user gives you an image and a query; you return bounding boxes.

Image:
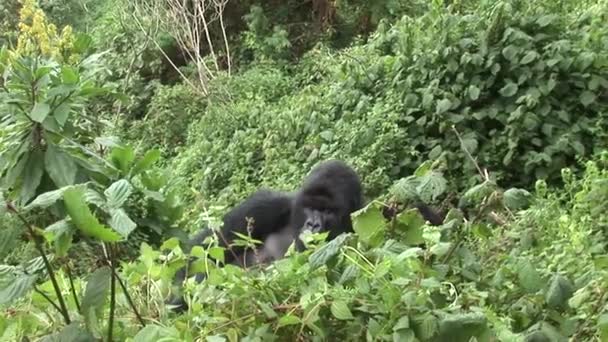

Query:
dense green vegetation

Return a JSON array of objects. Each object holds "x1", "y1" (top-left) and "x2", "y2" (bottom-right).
[{"x1": 1, "y1": 0, "x2": 607, "y2": 340}]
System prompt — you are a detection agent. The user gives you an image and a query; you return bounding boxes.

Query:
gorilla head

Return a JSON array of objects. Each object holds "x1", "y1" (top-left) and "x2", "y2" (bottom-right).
[{"x1": 290, "y1": 160, "x2": 363, "y2": 241}]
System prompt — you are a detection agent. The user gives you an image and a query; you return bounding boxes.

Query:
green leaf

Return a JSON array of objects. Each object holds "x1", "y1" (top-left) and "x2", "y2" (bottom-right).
[
  {"x1": 502, "y1": 45, "x2": 518, "y2": 62},
  {"x1": 579, "y1": 91, "x2": 596, "y2": 107},
  {"x1": 53, "y1": 103, "x2": 71, "y2": 127},
  {"x1": 61, "y1": 66, "x2": 79, "y2": 85},
  {"x1": 0, "y1": 273, "x2": 37, "y2": 306},
  {"x1": 599, "y1": 314, "x2": 608, "y2": 342},
  {"x1": 330, "y1": 301, "x2": 354, "y2": 320},
  {"x1": 503, "y1": 188, "x2": 532, "y2": 210},
  {"x1": 104, "y1": 179, "x2": 132, "y2": 209},
  {"x1": 468, "y1": 85, "x2": 480, "y2": 101},
  {"x1": 45, "y1": 219, "x2": 74, "y2": 257},
  {"x1": 413, "y1": 314, "x2": 439, "y2": 340},
  {"x1": 24, "y1": 187, "x2": 70, "y2": 211},
  {"x1": 21, "y1": 150, "x2": 45, "y2": 204},
  {"x1": 536, "y1": 14, "x2": 555, "y2": 27},
  {"x1": 416, "y1": 172, "x2": 447, "y2": 203},
  {"x1": 517, "y1": 259, "x2": 543, "y2": 293},
  {"x1": 30, "y1": 102, "x2": 51, "y2": 123},
  {"x1": 40, "y1": 322, "x2": 95, "y2": 342},
  {"x1": 352, "y1": 203, "x2": 385, "y2": 247},
  {"x1": 308, "y1": 234, "x2": 348, "y2": 269},
  {"x1": 80, "y1": 267, "x2": 111, "y2": 330},
  {"x1": 131, "y1": 149, "x2": 161, "y2": 176},
  {"x1": 277, "y1": 314, "x2": 301, "y2": 327},
  {"x1": 393, "y1": 316, "x2": 410, "y2": 331},
  {"x1": 436, "y1": 313, "x2": 489, "y2": 342},
  {"x1": 133, "y1": 325, "x2": 179, "y2": 342},
  {"x1": 545, "y1": 274, "x2": 574, "y2": 309},
  {"x1": 520, "y1": 51, "x2": 538, "y2": 65},
  {"x1": 110, "y1": 146, "x2": 135, "y2": 174},
  {"x1": 436, "y1": 99, "x2": 452, "y2": 114},
  {"x1": 499, "y1": 82, "x2": 518, "y2": 97},
  {"x1": 63, "y1": 187, "x2": 121, "y2": 242},
  {"x1": 395, "y1": 209, "x2": 425, "y2": 245},
  {"x1": 45, "y1": 144, "x2": 77, "y2": 187},
  {"x1": 430, "y1": 242, "x2": 452, "y2": 257},
  {"x1": 109, "y1": 209, "x2": 137, "y2": 238}
]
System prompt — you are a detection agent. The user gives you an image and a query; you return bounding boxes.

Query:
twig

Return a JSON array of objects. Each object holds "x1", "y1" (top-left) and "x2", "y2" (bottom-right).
[
  {"x1": 109, "y1": 259, "x2": 146, "y2": 327},
  {"x1": 451, "y1": 125, "x2": 487, "y2": 180},
  {"x1": 7, "y1": 203, "x2": 71, "y2": 324},
  {"x1": 107, "y1": 243, "x2": 116, "y2": 342},
  {"x1": 33, "y1": 286, "x2": 63, "y2": 314}
]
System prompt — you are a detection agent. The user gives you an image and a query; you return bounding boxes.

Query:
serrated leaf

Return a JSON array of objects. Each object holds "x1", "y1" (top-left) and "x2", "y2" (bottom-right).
[
  {"x1": 109, "y1": 209, "x2": 137, "y2": 238},
  {"x1": 63, "y1": 187, "x2": 121, "y2": 242},
  {"x1": 352, "y1": 203, "x2": 385, "y2": 247},
  {"x1": 499, "y1": 82, "x2": 518, "y2": 97},
  {"x1": 308, "y1": 234, "x2": 348, "y2": 268},
  {"x1": 81, "y1": 267, "x2": 111, "y2": 315},
  {"x1": 30, "y1": 102, "x2": 51, "y2": 123},
  {"x1": 469, "y1": 85, "x2": 480, "y2": 100},
  {"x1": 414, "y1": 314, "x2": 439, "y2": 340},
  {"x1": 416, "y1": 172, "x2": 447, "y2": 203},
  {"x1": 45, "y1": 144, "x2": 77, "y2": 187},
  {"x1": 545, "y1": 274, "x2": 574, "y2": 309},
  {"x1": 436, "y1": 99, "x2": 452, "y2": 114},
  {"x1": 0, "y1": 273, "x2": 37, "y2": 306},
  {"x1": 503, "y1": 188, "x2": 532, "y2": 210},
  {"x1": 517, "y1": 259, "x2": 543, "y2": 293},
  {"x1": 105, "y1": 179, "x2": 132, "y2": 209},
  {"x1": 331, "y1": 301, "x2": 354, "y2": 320},
  {"x1": 579, "y1": 91, "x2": 596, "y2": 107},
  {"x1": 131, "y1": 149, "x2": 161, "y2": 176}
]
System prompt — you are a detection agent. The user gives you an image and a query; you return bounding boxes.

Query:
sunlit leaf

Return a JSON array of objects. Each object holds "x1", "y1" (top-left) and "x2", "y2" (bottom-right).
[
  {"x1": 352, "y1": 203, "x2": 385, "y2": 247},
  {"x1": 30, "y1": 102, "x2": 51, "y2": 123},
  {"x1": 330, "y1": 301, "x2": 354, "y2": 320},
  {"x1": 63, "y1": 187, "x2": 121, "y2": 242},
  {"x1": 81, "y1": 267, "x2": 111, "y2": 315},
  {"x1": 131, "y1": 149, "x2": 161, "y2": 176},
  {"x1": 308, "y1": 234, "x2": 349, "y2": 269},
  {"x1": 105, "y1": 179, "x2": 132, "y2": 209},
  {"x1": 109, "y1": 209, "x2": 137, "y2": 238}
]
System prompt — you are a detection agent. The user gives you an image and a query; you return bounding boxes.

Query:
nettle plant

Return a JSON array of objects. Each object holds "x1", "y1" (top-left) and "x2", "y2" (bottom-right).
[{"x1": 0, "y1": 37, "x2": 183, "y2": 339}]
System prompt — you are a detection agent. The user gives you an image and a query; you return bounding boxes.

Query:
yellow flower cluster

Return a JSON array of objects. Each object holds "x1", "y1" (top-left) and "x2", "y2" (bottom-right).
[{"x1": 15, "y1": 0, "x2": 77, "y2": 62}]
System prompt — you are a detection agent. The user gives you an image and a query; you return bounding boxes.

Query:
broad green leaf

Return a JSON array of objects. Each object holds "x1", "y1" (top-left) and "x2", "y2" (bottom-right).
[
  {"x1": 469, "y1": 85, "x2": 480, "y2": 100},
  {"x1": 436, "y1": 99, "x2": 452, "y2": 114},
  {"x1": 352, "y1": 203, "x2": 385, "y2": 247},
  {"x1": 0, "y1": 273, "x2": 37, "y2": 306},
  {"x1": 393, "y1": 316, "x2": 410, "y2": 331},
  {"x1": 308, "y1": 234, "x2": 348, "y2": 269},
  {"x1": 105, "y1": 179, "x2": 132, "y2": 209},
  {"x1": 499, "y1": 82, "x2": 518, "y2": 97},
  {"x1": 330, "y1": 301, "x2": 354, "y2": 320},
  {"x1": 536, "y1": 14, "x2": 555, "y2": 27},
  {"x1": 277, "y1": 314, "x2": 301, "y2": 327},
  {"x1": 21, "y1": 150, "x2": 45, "y2": 204},
  {"x1": 63, "y1": 187, "x2": 121, "y2": 242},
  {"x1": 503, "y1": 188, "x2": 532, "y2": 210},
  {"x1": 53, "y1": 103, "x2": 71, "y2": 127},
  {"x1": 520, "y1": 51, "x2": 537, "y2": 65},
  {"x1": 430, "y1": 242, "x2": 452, "y2": 257},
  {"x1": 81, "y1": 267, "x2": 111, "y2": 315},
  {"x1": 24, "y1": 187, "x2": 70, "y2": 211},
  {"x1": 579, "y1": 91, "x2": 596, "y2": 107},
  {"x1": 413, "y1": 161, "x2": 433, "y2": 177},
  {"x1": 599, "y1": 314, "x2": 608, "y2": 342},
  {"x1": 109, "y1": 209, "x2": 137, "y2": 238},
  {"x1": 436, "y1": 313, "x2": 488, "y2": 342},
  {"x1": 414, "y1": 314, "x2": 438, "y2": 340},
  {"x1": 416, "y1": 172, "x2": 447, "y2": 203},
  {"x1": 110, "y1": 146, "x2": 135, "y2": 174},
  {"x1": 45, "y1": 144, "x2": 77, "y2": 187},
  {"x1": 94, "y1": 136, "x2": 122, "y2": 148},
  {"x1": 517, "y1": 259, "x2": 543, "y2": 293},
  {"x1": 133, "y1": 325, "x2": 180, "y2": 342},
  {"x1": 30, "y1": 102, "x2": 51, "y2": 123},
  {"x1": 502, "y1": 45, "x2": 518, "y2": 62},
  {"x1": 395, "y1": 209, "x2": 425, "y2": 245},
  {"x1": 61, "y1": 66, "x2": 79, "y2": 85},
  {"x1": 545, "y1": 274, "x2": 574, "y2": 309},
  {"x1": 131, "y1": 149, "x2": 161, "y2": 176}
]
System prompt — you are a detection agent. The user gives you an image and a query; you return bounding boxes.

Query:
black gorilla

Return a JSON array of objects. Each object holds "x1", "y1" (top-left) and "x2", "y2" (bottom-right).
[{"x1": 168, "y1": 160, "x2": 363, "y2": 311}]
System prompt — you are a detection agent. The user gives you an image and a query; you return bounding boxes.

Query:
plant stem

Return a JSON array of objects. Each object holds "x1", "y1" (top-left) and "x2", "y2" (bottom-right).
[
  {"x1": 107, "y1": 243, "x2": 116, "y2": 342},
  {"x1": 7, "y1": 203, "x2": 71, "y2": 324},
  {"x1": 65, "y1": 262, "x2": 81, "y2": 312},
  {"x1": 33, "y1": 286, "x2": 63, "y2": 314},
  {"x1": 109, "y1": 255, "x2": 145, "y2": 327}
]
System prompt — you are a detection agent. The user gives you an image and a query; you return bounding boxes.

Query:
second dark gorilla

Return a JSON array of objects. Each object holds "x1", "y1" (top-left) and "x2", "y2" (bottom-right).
[{"x1": 168, "y1": 160, "x2": 364, "y2": 311}]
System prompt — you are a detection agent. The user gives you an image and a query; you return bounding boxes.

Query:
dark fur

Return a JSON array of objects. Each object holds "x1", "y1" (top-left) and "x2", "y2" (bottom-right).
[{"x1": 168, "y1": 160, "x2": 364, "y2": 312}]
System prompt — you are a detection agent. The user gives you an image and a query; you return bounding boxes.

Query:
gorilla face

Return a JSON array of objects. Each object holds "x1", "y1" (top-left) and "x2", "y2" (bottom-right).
[{"x1": 302, "y1": 207, "x2": 339, "y2": 233}]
